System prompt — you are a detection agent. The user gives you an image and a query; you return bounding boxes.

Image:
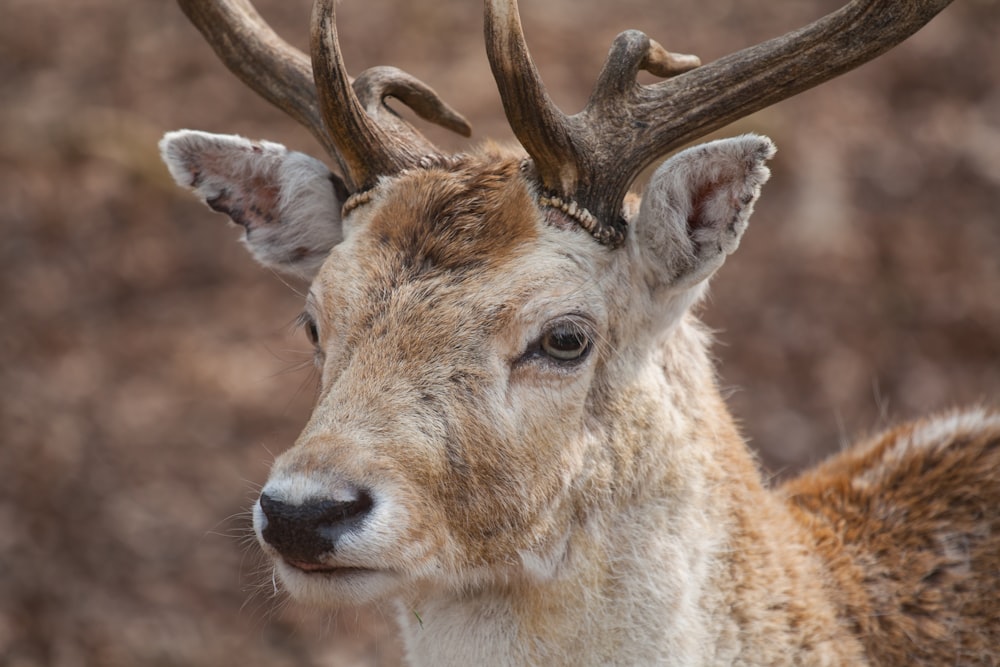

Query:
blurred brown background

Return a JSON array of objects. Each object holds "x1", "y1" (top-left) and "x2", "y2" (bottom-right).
[{"x1": 2, "y1": 0, "x2": 998, "y2": 664}]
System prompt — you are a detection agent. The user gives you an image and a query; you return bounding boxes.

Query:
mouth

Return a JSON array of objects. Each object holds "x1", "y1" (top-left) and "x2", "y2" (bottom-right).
[
  {"x1": 283, "y1": 559, "x2": 378, "y2": 576},
  {"x1": 273, "y1": 558, "x2": 400, "y2": 606}
]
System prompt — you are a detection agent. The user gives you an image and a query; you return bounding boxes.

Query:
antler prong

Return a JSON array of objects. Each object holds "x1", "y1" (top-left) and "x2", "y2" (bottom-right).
[
  {"x1": 353, "y1": 67, "x2": 472, "y2": 140},
  {"x1": 589, "y1": 31, "x2": 699, "y2": 107},
  {"x1": 642, "y1": 39, "x2": 701, "y2": 78},
  {"x1": 484, "y1": 0, "x2": 578, "y2": 192},
  {"x1": 310, "y1": 0, "x2": 410, "y2": 190}
]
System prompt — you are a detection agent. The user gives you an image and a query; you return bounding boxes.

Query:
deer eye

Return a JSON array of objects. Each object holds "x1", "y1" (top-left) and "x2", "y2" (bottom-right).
[
  {"x1": 298, "y1": 312, "x2": 320, "y2": 348},
  {"x1": 540, "y1": 322, "x2": 591, "y2": 362}
]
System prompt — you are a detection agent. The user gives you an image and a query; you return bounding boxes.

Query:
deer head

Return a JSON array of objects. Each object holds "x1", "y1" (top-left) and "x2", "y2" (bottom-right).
[{"x1": 160, "y1": 0, "x2": 953, "y2": 629}]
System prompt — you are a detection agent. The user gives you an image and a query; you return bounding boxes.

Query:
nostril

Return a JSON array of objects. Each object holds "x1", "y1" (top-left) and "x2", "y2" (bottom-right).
[
  {"x1": 258, "y1": 489, "x2": 374, "y2": 564},
  {"x1": 316, "y1": 491, "x2": 373, "y2": 525}
]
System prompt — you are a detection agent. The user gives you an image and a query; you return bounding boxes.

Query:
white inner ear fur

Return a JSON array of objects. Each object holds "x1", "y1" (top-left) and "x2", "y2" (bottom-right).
[
  {"x1": 159, "y1": 130, "x2": 345, "y2": 280},
  {"x1": 635, "y1": 134, "x2": 776, "y2": 293}
]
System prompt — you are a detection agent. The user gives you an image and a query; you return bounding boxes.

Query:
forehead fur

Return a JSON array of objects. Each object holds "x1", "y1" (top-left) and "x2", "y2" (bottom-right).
[{"x1": 364, "y1": 149, "x2": 539, "y2": 274}]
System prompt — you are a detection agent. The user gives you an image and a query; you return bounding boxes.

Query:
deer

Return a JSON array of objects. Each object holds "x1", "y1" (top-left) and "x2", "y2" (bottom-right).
[{"x1": 158, "y1": 0, "x2": 1000, "y2": 664}]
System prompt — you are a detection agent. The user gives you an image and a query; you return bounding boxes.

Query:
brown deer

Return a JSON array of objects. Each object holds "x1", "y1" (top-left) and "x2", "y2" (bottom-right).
[{"x1": 159, "y1": 0, "x2": 999, "y2": 664}]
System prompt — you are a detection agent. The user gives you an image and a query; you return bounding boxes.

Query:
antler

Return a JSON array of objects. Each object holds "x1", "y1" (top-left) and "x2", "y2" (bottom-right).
[
  {"x1": 176, "y1": 0, "x2": 470, "y2": 192},
  {"x1": 485, "y1": 0, "x2": 955, "y2": 247}
]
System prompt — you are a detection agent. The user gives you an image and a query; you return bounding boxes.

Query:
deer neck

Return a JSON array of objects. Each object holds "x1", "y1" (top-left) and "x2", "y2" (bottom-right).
[
  {"x1": 393, "y1": 316, "x2": 842, "y2": 665},
  {"x1": 393, "y1": 314, "x2": 868, "y2": 666}
]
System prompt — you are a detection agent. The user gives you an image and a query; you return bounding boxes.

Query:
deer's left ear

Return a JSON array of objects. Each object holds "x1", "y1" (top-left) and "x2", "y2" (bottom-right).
[
  {"x1": 633, "y1": 134, "x2": 775, "y2": 292},
  {"x1": 160, "y1": 130, "x2": 348, "y2": 280}
]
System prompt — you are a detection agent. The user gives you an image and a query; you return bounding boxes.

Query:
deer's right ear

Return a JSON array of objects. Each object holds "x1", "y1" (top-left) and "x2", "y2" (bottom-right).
[{"x1": 159, "y1": 130, "x2": 348, "y2": 280}]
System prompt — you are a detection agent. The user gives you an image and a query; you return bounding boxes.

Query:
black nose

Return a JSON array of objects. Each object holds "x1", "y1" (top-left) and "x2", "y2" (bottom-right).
[{"x1": 258, "y1": 490, "x2": 373, "y2": 564}]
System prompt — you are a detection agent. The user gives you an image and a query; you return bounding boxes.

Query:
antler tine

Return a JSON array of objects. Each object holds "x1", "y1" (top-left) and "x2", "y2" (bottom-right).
[
  {"x1": 483, "y1": 0, "x2": 579, "y2": 193},
  {"x1": 177, "y1": 0, "x2": 471, "y2": 193},
  {"x1": 311, "y1": 0, "x2": 430, "y2": 191},
  {"x1": 486, "y1": 0, "x2": 955, "y2": 247},
  {"x1": 311, "y1": 0, "x2": 474, "y2": 189},
  {"x1": 353, "y1": 66, "x2": 473, "y2": 143},
  {"x1": 588, "y1": 31, "x2": 699, "y2": 107}
]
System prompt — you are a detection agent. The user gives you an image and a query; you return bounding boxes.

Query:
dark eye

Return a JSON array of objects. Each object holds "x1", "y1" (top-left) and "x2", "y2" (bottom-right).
[
  {"x1": 540, "y1": 323, "x2": 591, "y2": 362},
  {"x1": 299, "y1": 313, "x2": 320, "y2": 348}
]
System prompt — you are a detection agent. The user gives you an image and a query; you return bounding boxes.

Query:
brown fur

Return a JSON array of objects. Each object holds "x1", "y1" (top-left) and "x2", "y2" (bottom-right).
[
  {"x1": 365, "y1": 152, "x2": 539, "y2": 274},
  {"x1": 784, "y1": 413, "x2": 1000, "y2": 664}
]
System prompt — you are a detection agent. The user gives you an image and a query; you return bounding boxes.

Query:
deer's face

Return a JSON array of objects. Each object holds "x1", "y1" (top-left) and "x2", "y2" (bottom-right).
[
  {"x1": 160, "y1": 131, "x2": 772, "y2": 606},
  {"x1": 258, "y1": 156, "x2": 627, "y2": 605}
]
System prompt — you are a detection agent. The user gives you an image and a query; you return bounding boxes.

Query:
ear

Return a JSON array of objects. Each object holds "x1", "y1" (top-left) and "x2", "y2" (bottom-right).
[
  {"x1": 633, "y1": 134, "x2": 775, "y2": 292},
  {"x1": 159, "y1": 130, "x2": 348, "y2": 280}
]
